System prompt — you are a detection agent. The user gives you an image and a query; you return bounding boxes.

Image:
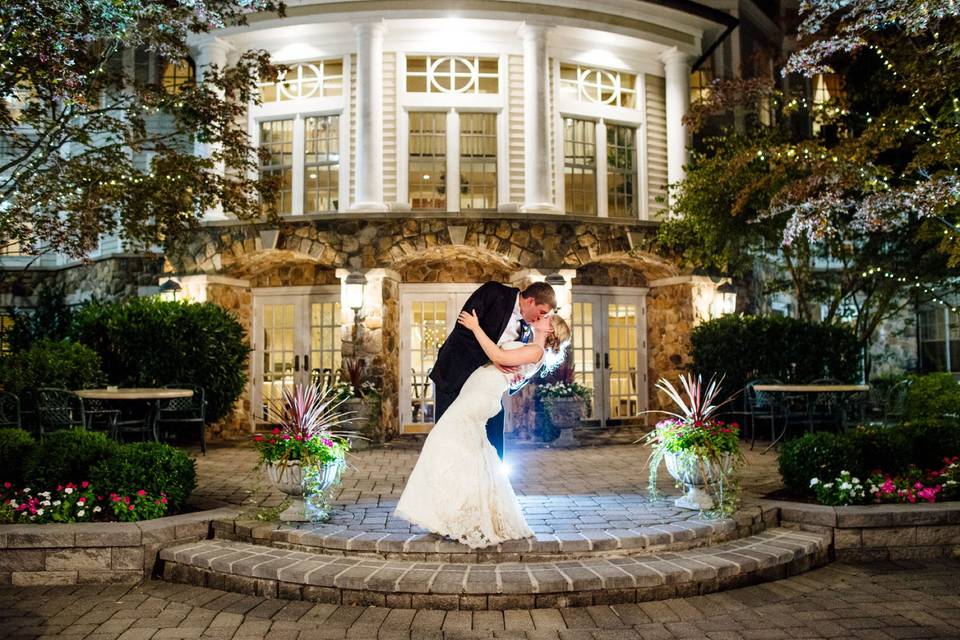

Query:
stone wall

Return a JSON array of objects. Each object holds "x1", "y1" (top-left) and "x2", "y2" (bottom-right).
[
  {"x1": 202, "y1": 281, "x2": 254, "y2": 438},
  {"x1": 0, "y1": 255, "x2": 163, "y2": 306},
  {"x1": 0, "y1": 508, "x2": 237, "y2": 586},
  {"x1": 646, "y1": 282, "x2": 696, "y2": 411}
]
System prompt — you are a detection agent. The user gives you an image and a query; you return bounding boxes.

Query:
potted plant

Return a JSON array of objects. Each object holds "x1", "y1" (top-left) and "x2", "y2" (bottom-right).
[
  {"x1": 253, "y1": 383, "x2": 352, "y2": 522},
  {"x1": 639, "y1": 373, "x2": 743, "y2": 513},
  {"x1": 536, "y1": 381, "x2": 591, "y2": 445},
  {"x1": 333, "y1": 358, "x2": 381, "y2": 448}
]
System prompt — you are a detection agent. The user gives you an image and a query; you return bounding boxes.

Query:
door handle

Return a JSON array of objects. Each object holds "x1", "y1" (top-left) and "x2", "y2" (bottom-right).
[
  {"x1": 604, "y1": 352, "x2": 610, "y2": 369},
  {"x1": 294, "y1": 355, "x2": 300, "y2": 372},
  {"x1": 594, "y1": 352, "x2": 600, "y2": 369},
  {"x1": 303, "y1": 354, "x2": 309, "y2": 373}
]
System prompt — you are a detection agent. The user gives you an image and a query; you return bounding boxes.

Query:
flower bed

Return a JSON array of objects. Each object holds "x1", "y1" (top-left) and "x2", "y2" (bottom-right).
[{"x1": 0, "y1": 428, "x2": 196, "y2": 524}]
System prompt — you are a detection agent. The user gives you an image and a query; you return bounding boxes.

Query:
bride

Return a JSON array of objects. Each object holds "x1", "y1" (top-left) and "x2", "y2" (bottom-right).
[{"x1": 394, "y1": 309, "x2": 571, "y2": 548}]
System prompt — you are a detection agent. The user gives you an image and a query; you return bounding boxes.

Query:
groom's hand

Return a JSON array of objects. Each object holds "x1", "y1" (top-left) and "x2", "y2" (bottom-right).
[{"x1": 493, "y1": 363, "x2": 520, "y2": 375}]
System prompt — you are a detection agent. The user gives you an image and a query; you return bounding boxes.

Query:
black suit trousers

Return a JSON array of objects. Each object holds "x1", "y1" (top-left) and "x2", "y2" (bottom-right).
[{"x1": 435, "y1": 388, "x2": 505, "y2": 461}]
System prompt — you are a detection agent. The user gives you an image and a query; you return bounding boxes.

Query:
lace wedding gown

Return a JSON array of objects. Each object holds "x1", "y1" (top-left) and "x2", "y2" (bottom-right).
[{"x1": 394, "y1": 342, "x2": 537, "y2": 548}]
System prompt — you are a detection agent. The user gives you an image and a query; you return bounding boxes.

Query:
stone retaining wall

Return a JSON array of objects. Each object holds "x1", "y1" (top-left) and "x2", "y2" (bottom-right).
[
  {"x1": 0, "y1": 507, "x2": 238, "y2": 586},
  {"x1": 764, "y1": 500, "x2": 960, "y2": 562}
]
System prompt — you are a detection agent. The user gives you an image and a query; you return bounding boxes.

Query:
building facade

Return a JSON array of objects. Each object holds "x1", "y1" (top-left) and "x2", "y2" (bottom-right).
[{"x1": 2, "y1": 1, "x2": 755, "y2": 438}]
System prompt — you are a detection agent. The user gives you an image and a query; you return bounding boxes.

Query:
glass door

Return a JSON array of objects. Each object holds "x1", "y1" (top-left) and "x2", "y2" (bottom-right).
[
  {"x1": 253, "y1": 292, "x2": 341, "y2": 422},
  {"x1": 570, "y1": 289, "x2": 647, "y2": 427},
  {"x1": 399, "y1": 285, "x2": 480, "y2": 433}
]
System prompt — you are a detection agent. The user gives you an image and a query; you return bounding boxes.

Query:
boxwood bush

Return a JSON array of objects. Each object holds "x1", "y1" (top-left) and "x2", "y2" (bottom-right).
[
  {"x1": 91, "y1": 442, "x2": 196, "y2": 511},
  {"x1": 691, "y1": 314, "x2": 861, "y2": 400},
  {"x1": 71, "y1": 298, "x2": 250, "y2": 424},
  {"x1": 29, "y1": 429, "x2": 119, "y2": 488},
  {"x1": 903, "y1": 373, "x2": 960, "y2": 424},
  {"x1": 0, "y1": 428, "x2": 38, "y2": 487},
  {"x1": 779, "y1": 423, "x2": 960, "y2": 495}
]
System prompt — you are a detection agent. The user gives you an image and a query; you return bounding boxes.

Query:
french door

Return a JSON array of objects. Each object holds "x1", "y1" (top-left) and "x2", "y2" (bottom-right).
[
  {"x1": 252, "y1": 289, "x2": 341, "y2": 422},
  {"x1": 399, "y1": 284, "x2": 481, "y2": 433},
  {"x1": 570, "y1": 288, "x2": 648, "y2": 427}
]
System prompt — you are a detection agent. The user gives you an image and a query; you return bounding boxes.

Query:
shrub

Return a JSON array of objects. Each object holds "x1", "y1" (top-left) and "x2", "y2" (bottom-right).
[
  {"x1": 71, "y1": 298, "x2": 250, "y2": 424},
  {"x1": 0, "y1": 428, "x2": 37, "y2": 486},
  {"x1": 903, "y1": 373, "x2": 960, "y2": 424},
  {"x1": 91, "y1": 442, "x2": 196, "y2": 511},
  {"x1": 896, "y1": 422, "x2": 960, "y2": 471},
  {"x1": 30, "y1": 429, "x2": 119, "y2": 487},
  {"x1": 0, "y1": 339, "x2": 104, "y2": 407},
  {"x1": 778, "y1": 431, "x2": 855, "y2": 494},
  {"x1": 691, "y1": 314, "x2": 861, "y2": 401}
]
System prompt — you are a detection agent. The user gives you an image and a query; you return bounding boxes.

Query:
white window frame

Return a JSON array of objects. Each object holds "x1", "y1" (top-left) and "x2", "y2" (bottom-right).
[
  {"x1": 249, "y1": 55, "x2": 351, "y2": 215},
  {"x1": 397, "y1": 52, "x2": 510, "y2": 211},
  {"x1": 553, "y1": 58, "x2": 646, "y2": 220}
]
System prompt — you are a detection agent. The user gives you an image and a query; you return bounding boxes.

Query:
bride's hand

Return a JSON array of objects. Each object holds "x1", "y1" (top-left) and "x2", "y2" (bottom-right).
[{"x1": 457, "y1": 309, "x2": 481, "y2": 331}]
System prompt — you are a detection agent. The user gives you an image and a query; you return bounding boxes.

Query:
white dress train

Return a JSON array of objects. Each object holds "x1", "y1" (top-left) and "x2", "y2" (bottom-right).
[{"x1": 394, "y1": 342, "x2": 536, "y2": 548}]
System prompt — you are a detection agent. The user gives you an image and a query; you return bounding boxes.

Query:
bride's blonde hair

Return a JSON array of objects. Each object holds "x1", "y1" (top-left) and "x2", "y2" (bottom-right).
[{"x1": 544, "y1": 315, "x2": 571, "y2": 354}]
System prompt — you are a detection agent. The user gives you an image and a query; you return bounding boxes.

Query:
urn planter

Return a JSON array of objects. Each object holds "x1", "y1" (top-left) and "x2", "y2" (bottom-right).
[
  {"x1": 545, "y1": 397, "x2": 585, "y2": 446},
  {"x1": 267, "y1": 458, "x2": 344, "y2": 522},
  {"x1": 663, "y1": 451, "x2": 734, "y2": 510}
]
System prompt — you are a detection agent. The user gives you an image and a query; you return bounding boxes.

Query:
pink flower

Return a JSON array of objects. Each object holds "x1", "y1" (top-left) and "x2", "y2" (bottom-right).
[
  {"x1": 3, "y1": 482, "x2": 11, "y2": 489},
  {"x1": 160, "y1": 497, "x2": 168, "y2": 504},
  {"x1": 124, "y1": 496, "x2": 130, "y2": 504},
  {"x1": 128, "y1": 505, "x2": 135, "y2": 511},
  {"x1": 136, "y1": 490, "x2": 146, "y2": 497},
  {"x1": 81, "y1": 481, "x2": 89, "y2": 488},
  {"x1": 254, "y1": 435, "x2": 264, "y2": 442},
  {"x1": 282, "y1": 435, "x2": 290, "y2": 440},
  {"x1": 271, "y1": 427, "x2": 281, "y2": 435}
]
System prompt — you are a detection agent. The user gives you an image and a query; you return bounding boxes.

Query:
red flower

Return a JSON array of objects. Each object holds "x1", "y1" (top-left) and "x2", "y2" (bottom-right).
[
  {"x1": 128, "y1": 505, "x2": 135, "y2": 511},
  {"x1": 271, "y1": 427, "x2": 281, "y2": 435},
  {"x1": 124, "y1": 496, "x2": 131, "y2": 504},
  {"x1": 81, "y1": 481, "x2": 89, "y2": 488},
  {"x1": 137, "y1": 489, "x2": 146, "y2": 496},
  {"x1": 254, "y1": 435, "x2": 264, "y2": 442},
  {"x1": 160, "y1": 497, "x2": 168, "y2": 504},
  {"x1": 3, "y1": 482, "x2": 10, "y2": 489}
]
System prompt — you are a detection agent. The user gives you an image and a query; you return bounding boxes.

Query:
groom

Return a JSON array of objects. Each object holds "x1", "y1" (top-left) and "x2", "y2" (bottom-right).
[{"x1": 429, "y1": 281, "x2": 557, "y2": 459}]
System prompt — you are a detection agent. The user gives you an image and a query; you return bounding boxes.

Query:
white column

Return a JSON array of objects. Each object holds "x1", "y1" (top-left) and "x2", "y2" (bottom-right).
[
  {"x1": 351, "y1": 22, "x2": 388, "y2": 212},
  {"x1": 520, "y1": 24, "x2": 555, "y2": 213},
  {"x1": 661, "y1": 48, "x2": 693, "y2": 190},
  {"x1": 192, "y1": 35, "x2": 234, "y2": 219}
]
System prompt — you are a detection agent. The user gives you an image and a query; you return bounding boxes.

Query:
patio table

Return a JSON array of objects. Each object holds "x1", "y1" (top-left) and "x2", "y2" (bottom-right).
[
  {"x1": 74, "y1": 387, "x2": 193, "y2": 441},
  {"x1": 752, "y1": 384, "x2": 870, "y2": 452}
]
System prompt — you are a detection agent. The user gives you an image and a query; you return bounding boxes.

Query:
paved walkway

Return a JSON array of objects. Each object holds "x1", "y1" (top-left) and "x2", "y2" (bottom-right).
[
  {"x1": 188, "y1": 434, "x2": 785, "y2": 533},
  {"x1": 2, "y1": 560, "x2": 958, "y2": 639}
]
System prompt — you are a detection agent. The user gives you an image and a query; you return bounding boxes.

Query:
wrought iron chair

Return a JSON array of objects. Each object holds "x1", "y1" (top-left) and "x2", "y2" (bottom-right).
[
  {"x1": 36, "y1": 388, "x2": 85, "y2": 435},
  {"x1": 157, "y1": 384, "x2": 208, "y2": 454},
  {"x1": 0, "y1": 391, "x2": 21, "y2": 429},
  {"x1": 744, "y1": 379, "x2": 787, "y2": 450},
  {"x1": 807, "y1": 378, "x2": 847, "y2": 432},
  {"x1": 81, "y1": 396, "x2": 121, "y2": 436}
]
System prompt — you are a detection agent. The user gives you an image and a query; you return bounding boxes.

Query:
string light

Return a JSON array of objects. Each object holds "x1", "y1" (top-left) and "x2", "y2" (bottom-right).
[{"x1": 860, "y1": 267, "x2": 959, "y2": 312}]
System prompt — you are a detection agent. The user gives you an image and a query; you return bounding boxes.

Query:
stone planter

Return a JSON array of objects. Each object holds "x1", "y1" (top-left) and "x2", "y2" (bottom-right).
[
  {"x1": 266, "y1": 459, "x2": 344, "y2": 523},
  {"x1": 342, "y1": 397, "x2": 376, "y2": 449},
  {"x1": 663, "y1": 451, "x2": 734, "y2": 511},
  {"x1": 545, "y1": 397, "x2": 584, "y2": 446}
]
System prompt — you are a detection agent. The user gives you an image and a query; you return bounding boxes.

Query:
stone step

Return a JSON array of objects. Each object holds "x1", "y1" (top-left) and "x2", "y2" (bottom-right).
[
  {"x1": 212, "y1": 505, "x2": 777, "y2": 563},
  {"x1": 159, "y1": 527, "x2": 829, "y2": 610}
]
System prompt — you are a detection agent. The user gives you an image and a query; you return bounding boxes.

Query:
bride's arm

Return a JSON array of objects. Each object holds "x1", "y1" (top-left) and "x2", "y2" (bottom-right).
[{"x1": 457, "y1": 310, "x2": 543, "y2": 367}]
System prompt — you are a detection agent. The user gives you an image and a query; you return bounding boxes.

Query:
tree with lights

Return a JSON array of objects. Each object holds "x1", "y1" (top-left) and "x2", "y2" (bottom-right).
[
  {"x1": 0, "y1": 0, "x2": 285, "y2": 259},
  {"x1": 658, "y1": 0, "x2": 960, "y2": 375}
]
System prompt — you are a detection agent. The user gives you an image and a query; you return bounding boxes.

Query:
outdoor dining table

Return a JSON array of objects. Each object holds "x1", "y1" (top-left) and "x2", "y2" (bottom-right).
[
  {"x1": 752, "y1": 384, "x2": 871, "y2": 452},
  {"x1": 74, "y1": 387, "x2": 193, "y2": 441}
]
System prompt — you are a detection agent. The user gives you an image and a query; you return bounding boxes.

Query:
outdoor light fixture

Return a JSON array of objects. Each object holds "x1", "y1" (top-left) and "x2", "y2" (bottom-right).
[
  {"x1": 344, "y1": 272, "x2": 367, "y2": 341},
  {"x1": 715, "y1": 282, "x2": 737, "y2": 316},
  {"x1": 544, "y1": 273, "x2": 568, "y2": 315},
  {"x1": 158, "y1": 278, "x2": 182, "y2": 301},
  {"x1": 544, "y1": 273, "x2": 566, "y2": 287}
]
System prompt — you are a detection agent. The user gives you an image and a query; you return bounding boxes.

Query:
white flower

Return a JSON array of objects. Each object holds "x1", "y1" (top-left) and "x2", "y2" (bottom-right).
[
  {"x1": 840, "y1": 482, "x2": 852, "y2": 490},
  {"x1": 53, "y1": 500, "x2": 61, "y2": 506},
  {"x1": 93, "y1": 506, "x2": 102, "y2": 513},
  {"x1": 23, "y1": 488, "x2": 30, "y2": 494},
  {"x1": 77, "y1": 509, "x2": 85, "y2": 517},
  {"x1": 42, "y1": 500, "x2": 51, "y2": 507},
  {"x1": 810, "y1": 478, "x2": 820, "y2": 486},
  {"x1": 823, "y1": 483, "x2": 834, "y2": 489},
  {"x1": 64, "y1": 487, "x2": 73, "y2": 495},
  {"x1": 840, "y1": 470, "x2": 849, "y2": 475},
  {"x1": 852, "y1": 477, "x2": 860, "y2": 484},
  {"x1": 36, "y1": 508, "x2": 44, "y2": 515}
]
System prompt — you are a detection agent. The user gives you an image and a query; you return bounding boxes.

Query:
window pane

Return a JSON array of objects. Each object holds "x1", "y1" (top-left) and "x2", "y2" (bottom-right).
[
  {"x1": 559, "y1": 63, "x2": 637, "y2": 109},
  {"x1": 563, "y1": 118, "x2": 596, "y2": 215},
  {"x1": 259, "y1": 119, "x2": 294, "y2": 215},
  {"x1": 406, "y1": 56, "x2": 498, "y2": 94},
  {"x1": 259, "y1": 58, "x2": 344, "y2": 101},
  {"x1": 606, "y1": 124, "x2": 636, "y2": 218},
  {"x1": 409, "y1": 112, "x2": 447, "y2": 210},
  {"x1": 460, "y1": 113, "x2": 497, "y2": 211},
  {"x1": 304, "y1": 115, "x2": 340, "y2": 213}
]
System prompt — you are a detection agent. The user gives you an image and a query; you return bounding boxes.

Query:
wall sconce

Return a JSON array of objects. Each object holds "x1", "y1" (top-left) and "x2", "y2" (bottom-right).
[
  {"x1": 714, "y1": 282, "x2": 737, "y2": 317},
  {"x1": 158, "y1": 278, "x2": 182, "y2": 301},
  {"x1": 344, "y1": 272, "x2": 367, "y2": 341},
  {"x1": 544, "y1": 273, "x2": 568, "y2": 314}
]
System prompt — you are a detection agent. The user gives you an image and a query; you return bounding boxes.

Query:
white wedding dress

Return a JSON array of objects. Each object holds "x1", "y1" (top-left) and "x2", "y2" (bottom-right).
[{"x1": 394, "y1": 342, "x2": 537, "y2": 548}]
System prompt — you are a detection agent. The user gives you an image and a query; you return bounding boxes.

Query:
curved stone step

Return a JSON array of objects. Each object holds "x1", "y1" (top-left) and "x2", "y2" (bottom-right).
[
  {"x1": 213, "y1": 505, "x2": 775, "y2": 562},
  {"x1": 159, "y1": 527, "x2": 829, "y2": 609}
]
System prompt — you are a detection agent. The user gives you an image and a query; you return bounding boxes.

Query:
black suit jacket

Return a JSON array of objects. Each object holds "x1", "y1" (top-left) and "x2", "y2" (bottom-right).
[{"x1": 429, "y1": 282, "x2": 519, "y2": 395}]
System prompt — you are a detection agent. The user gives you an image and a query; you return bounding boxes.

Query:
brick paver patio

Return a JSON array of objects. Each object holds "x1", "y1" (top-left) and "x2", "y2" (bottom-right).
[
  {"x1": 188, "y1": 432, "x2": 786, "y2": 534},
  {"x1": 2, "y1": 560, "x2": 958, "y2": 639}
]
